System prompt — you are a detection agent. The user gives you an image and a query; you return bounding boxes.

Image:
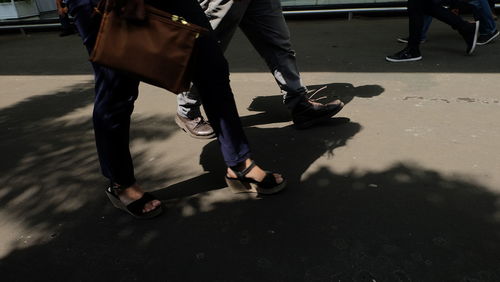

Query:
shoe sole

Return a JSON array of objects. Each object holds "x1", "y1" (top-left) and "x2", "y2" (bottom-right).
[
  {"x1": 293, "y1": 102, "x2": 344, "y2": 129},
  {"x1": 175, "y1": 115, "x2": 216, "y2": 139},
  {"x1": 255, "y1": 180, "x2": 287, "y2": 195},
  {"x1": 385, "y1": 56, "x2": 422, "y2": 63},
  {"x1": 467, "y1": 22, "x2": 480, "y2": 54},
  {"x1": 105, "y1": 190, "x2": 163, "y2": 219},
  {"x1": 225, "y1": 177, "x2": 287, "y2": 195},
  {"x1": 476, "y1": 31, "x2": 500, "y2": 46}
]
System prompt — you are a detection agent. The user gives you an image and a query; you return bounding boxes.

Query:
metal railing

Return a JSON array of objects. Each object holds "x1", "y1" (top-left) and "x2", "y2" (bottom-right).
[{"x1": 1, "y1": 3, "x2": 499, "y2": 31}]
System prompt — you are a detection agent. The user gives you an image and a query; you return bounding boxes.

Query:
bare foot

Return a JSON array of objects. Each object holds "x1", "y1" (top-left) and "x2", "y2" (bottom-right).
[
  {"x1": 116, "y1": 184, "x2": 162, "y2": 213},
  {"x1": 227, "y1": 159, "x2": 283, "y2": 184}
]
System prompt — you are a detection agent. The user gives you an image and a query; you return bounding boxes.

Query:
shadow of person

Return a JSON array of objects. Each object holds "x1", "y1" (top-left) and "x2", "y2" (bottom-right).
[
  {"x1": 3, "y1": 156, "x2": 500, "y2": 282},
  {"x1": 2, "y1": 90, "x2": 499, "y2": 281},
  {"x1": 306, "y1": 82, "x2": 385, "y2": 105},
  {"x1": 157, "y1": 118, "x2": 361, "y2": 200},
  {"x1": 241, "y1": 83, "x2": 384, "y2": 127}
]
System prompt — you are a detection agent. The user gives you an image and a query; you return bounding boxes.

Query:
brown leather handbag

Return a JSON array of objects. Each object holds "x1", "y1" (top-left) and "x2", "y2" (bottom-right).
[{"x1": 90, "y1": 4, "x2": 207, "y2": 93}]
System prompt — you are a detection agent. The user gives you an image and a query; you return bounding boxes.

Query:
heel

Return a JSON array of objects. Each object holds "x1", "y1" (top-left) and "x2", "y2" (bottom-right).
[
  {"x1": 225, "y1": 177, "x2": 257, "y2": 193},
  {"x1": 106, "y1": 186, "x2": 125, "y2": 209},
  {"x1": 226, "y1": 160, "x2": 286, "y2": 195},
  {"x1": 252, "y1": 177, "x2": 287, "y2": 195}
]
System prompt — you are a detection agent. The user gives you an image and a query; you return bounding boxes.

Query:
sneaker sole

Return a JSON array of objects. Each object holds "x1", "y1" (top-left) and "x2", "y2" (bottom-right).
[
  {"x1": 174, "y1": 115, "x2": 216, "y2": 139},
  {"x1": 293, "y1": 103, "x2": 344, "y2": 129},
  {"x1": 467, "y1": 21, "x2": 480, "y2": 54},
  {"x1": 385, "y1": 56, "x2": 422, "y2": 63},
  {"x1": 476, "y1": 31, "x2": 500, "y2": 46}
]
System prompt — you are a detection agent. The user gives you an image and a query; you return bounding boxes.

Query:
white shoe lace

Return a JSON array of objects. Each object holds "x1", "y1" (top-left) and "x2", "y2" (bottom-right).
[{"x1": 306, "y1": 85, "x2": 328, "y2": 102}]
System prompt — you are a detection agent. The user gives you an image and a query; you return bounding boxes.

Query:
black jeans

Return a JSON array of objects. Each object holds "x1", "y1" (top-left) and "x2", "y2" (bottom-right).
[
  {"x1": 407, "y1": 0, "x2": 469, "y2": 50},
  {"x1": 70, "y1": 0, "x2": 251, "y2": 187}
]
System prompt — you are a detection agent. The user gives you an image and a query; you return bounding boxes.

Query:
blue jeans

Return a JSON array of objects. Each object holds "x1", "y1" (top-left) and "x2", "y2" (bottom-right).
[
  {"x1": 177, "y1": 0, "x2": 307, "y2": 119},
  {"x1": 70, "y1": 0, "x2": 251, "y2": 186},
  {"x1": 469, "y1": 0, "x2": 497, "y2": 35},
  {"x1": 408, "y1": 0, "x2": 470, "y2": 49},
  {"x1": 418, "y1": 0, "x2": 497, "y2": 40},
  {"x1": 421, "y1": 15, "x2": 433, "y2": 41}
]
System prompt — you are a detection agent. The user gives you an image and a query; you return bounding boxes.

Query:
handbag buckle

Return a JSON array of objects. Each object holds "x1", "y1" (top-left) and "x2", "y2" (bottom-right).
[{"x1": 171, "y1": 14, "x2": 189, "y2": 25}]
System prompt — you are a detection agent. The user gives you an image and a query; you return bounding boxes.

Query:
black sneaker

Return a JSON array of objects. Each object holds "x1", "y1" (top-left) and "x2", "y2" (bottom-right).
[
  {"x1": 291, "y1": 95, "x2": 344, "y2": 129},
  {"x1": 459, "y1": 21, "x2": 479, "y2": 54},
  {"x1": 397, "y1": 37, "x2": 426, "y2": 44},
  {"x1": 477, "y1": 30, "x2": 499, "y2": 46},
  {"x1": 386, "y1": 47, "x2": 422, "y2": 62}
]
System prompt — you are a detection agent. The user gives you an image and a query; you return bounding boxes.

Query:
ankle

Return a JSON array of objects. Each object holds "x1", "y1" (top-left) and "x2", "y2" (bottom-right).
[
  {"x1": 228, "y1": 159, "x2": 268, "y2": 183},
  {"x1": 112, "y1": 184, "x2": 144, "y2": 204},
  {"x1": 230, "y1": 159, "x2": 253, "y2": 173}
]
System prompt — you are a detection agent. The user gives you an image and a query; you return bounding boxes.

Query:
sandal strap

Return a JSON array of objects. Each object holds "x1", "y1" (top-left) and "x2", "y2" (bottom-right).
[
  {"x1": 231, "y1": 160, "x2": 256, "y2": 179},
  {"x1": 108, "y1": 183, "x2": 126, "y2": 193},
  {"x1": 258, "y1": 171, "x2": 280, "y2": 189},
  {"x1": 126, "y1": 193, "x2": 159, "y2": 216},
  {"x1": 107, "y1": 185, "x2": 119, "y2": 196}
]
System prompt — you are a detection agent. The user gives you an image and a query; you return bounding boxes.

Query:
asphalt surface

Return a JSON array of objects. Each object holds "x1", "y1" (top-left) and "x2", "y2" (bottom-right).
[{"x1": 1, "y1": 15, "x2": 500, "y2": 281}]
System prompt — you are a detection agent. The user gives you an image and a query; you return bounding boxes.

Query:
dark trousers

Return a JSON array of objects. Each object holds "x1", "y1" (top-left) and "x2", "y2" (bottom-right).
[
  {"x1": 408, "y1": 0, "x2": 469, "y2": 49},
  {"x1": 59, "y1": 13, "x2": 73, "y2": 32},
  {"x1": 70, "y1": 0, "x2": 250, "y2": 187}
]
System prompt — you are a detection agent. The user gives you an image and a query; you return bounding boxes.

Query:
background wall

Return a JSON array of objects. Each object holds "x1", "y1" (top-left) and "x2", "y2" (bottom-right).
[
  {"x1": 35, "y1": 0, "x2": 56, "y2": 13},
  {"x1": 282, "y1": 0, "x2": 403, "y2": 6}
]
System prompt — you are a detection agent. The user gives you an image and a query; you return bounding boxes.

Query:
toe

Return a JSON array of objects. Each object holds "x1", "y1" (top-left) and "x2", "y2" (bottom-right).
[
  {"x1": 143, "y1": 200, "x2": 161, "y2": 213},
  {"x1": 273, "y1": 173, "x2": 284, "y2": 184}
]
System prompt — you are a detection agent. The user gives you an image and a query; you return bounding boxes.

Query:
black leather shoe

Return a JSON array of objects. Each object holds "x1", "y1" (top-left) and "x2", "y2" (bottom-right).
[
  {"x1": 175, "y1": 114, "x2": 216, "y2": 139},
  {"x1": 291, "y1": 96, "x2": 344, "y2": 129}
]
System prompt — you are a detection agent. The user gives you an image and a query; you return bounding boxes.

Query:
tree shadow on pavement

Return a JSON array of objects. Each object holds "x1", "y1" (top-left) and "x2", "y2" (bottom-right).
[
  {"x1": 241, "y1": 83, "x2": 384, "y2": 127},
  {"x1": 1, "y1": 84, "x2": 500, "y2": 282},
  {"x1": 0, "y1": 84, "x2": 179, "y2": 269},
  {"x1": 158, "y1": 117, "x2": 360, "y2": 201},
  {"x1": 2, "y1": 161, "x2": 500, "y2": 281}
]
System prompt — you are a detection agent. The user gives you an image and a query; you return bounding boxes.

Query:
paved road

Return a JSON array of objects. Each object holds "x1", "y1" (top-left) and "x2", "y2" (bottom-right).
[{"x1": 1, "y1": 16, "x2": 500, "y2": 281}]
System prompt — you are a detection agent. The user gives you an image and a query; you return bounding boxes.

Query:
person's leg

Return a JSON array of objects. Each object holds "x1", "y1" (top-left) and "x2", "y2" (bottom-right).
[
  {"x1": 148, "y1": 0, "x2": 284, "y2": 190},
  {"x1": 424, "y1": 0, "x2": 471, "y2": 30},
  {"x1": 421, "y1": 15, "x2": 433, "y2": 41},
  {"x1": 207, "y1": 0, "x2": 249, "y2": 48},
  {"x1": 408, "y1": 0, "x2": 425, "y2": 51},
  {"x1": 470, "y1": 0, "x2": 495, "y2": 34},
  {"x1": 59, "y1": 13, "x2": 75, "y2": 36},
  {"x1": 177, "y1": 90, "x2": 202, "y2": 119},
  {"x1": 386, "y1": 0, "x2": 424, "y2": 62},
  {"x1": 175, "y1": 0, "x2": 248, "y2": 139},
  {"x1": 397, "y1": 14, "x2": 431, "y2": 43},
  {"x1": 488, "y1": 0, "x2": 497, "y2": 18},
  {"x1": 71, "y1": 2, "x2": 138, "y2": 187},
  {"x1": 70, "y1": 2, "x2": 161, "y2": 215},
  {"x1": 237, "y1": 0, "x2": 343, "y2": 127},
  {"x1": 238, "y1": 0, "x2": 306, "y2": 107},
  {"x1": 469, "y1": 0, "x2": 499, "y2": 45},
  {"x1": 424, "y1": 0, "x2": 480, "y2": 54},
  {"x1": 175, "y1": 89, "x2": 214, "y2": 139}
]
